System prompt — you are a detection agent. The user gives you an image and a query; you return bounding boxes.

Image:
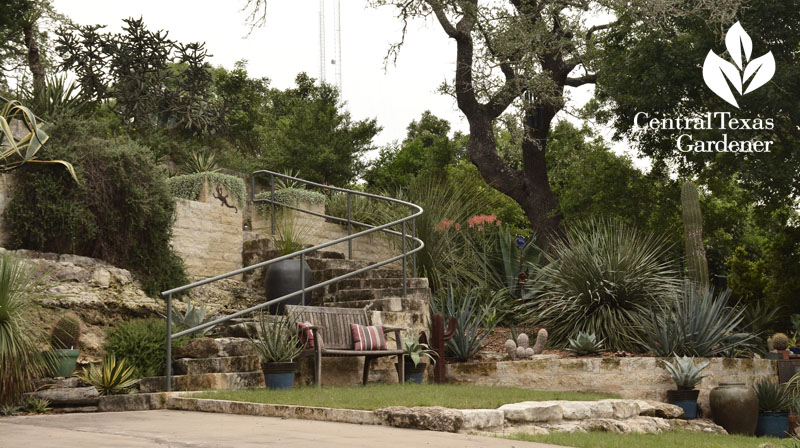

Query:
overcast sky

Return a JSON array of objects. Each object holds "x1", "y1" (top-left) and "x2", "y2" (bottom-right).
[{"x1": 52, "y1": 1, "x2": 639, "y2": 166}]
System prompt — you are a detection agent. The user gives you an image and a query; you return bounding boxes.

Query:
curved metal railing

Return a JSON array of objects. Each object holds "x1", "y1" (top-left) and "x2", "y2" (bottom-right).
[{"x1": 160, "y1": 169, "x2": 424, "y2": 391}]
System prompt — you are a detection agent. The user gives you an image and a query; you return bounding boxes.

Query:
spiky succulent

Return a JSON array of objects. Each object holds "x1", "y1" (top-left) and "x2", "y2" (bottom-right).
[
  {"x1": 663, "y1": 355, "x2": 710, "y2": 390},
  {"x1": 567, "y1": 331, "x2": 604, "y2": 356},
  {"x1": 754, "y1": 379, "x2": 791, "y2": 412}
]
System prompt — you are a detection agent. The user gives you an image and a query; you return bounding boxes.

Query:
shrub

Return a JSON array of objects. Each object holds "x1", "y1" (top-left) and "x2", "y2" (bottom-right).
[
  {"x1": 325, "y1": 190, "x2": 384, "y2": 227},
  {"x1": 105, "y1": 318, "x2": 190, "y2": 379},
  {"x1": 166, "y1": 172, "x2": 246, "y2": 207},
  {"x1": 640, "y1": 283, "x2": 753, "y2": 357},
  {"x1": 520, "y1": 219, "x2": 681, "y2": 352},
  {"x1": 0, "y1": 254, "x2": 53, "y2": 406},
  {"x1": 3, "y1": 117, "x2": 188, "y2": 295}
]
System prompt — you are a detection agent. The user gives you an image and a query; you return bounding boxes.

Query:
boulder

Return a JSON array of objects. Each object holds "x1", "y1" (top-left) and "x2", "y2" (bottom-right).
[
  {"x1": 498, "y1": 401, "x2": 563, "y2": 423},
  {"x1": 375, "y1": 406, "x2": 464, "y2": 432},
  {"x1": 174, "y1": 338, "x2": 220, "y2": 359},
  {"x1": 27, "y1": 386, "x2": 99, "y2": 406},
  {"x1": 633, "y1": 400, "x2": 684, "y2": 419}
]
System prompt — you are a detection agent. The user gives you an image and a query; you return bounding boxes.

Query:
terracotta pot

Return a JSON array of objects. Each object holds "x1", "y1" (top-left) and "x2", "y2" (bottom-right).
[
  {"x1": 789, "y1": 415, "x2": 798, "y2": 437},
  {"x1": 709, "y1": 383, "x2": 759, "y2": 435}
]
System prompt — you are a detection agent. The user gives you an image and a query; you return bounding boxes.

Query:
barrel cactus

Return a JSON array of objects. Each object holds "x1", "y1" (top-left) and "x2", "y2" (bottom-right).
[
  {"x1": 772, "y1": 332, "x2": 790, "y2": 351},
  {"x1": 50, "y1": 316, "x2": 81, "y2": 350}
]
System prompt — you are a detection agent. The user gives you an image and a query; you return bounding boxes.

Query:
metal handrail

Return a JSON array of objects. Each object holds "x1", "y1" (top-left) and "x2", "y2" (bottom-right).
[{"x1": 161, "y1": 169, "x2": 424, "y2": 391}]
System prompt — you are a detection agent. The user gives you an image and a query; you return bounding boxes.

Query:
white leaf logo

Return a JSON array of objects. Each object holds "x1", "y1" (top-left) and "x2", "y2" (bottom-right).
[{"x1": 702, "y1": 22, "x2": 775, "y2": 108}]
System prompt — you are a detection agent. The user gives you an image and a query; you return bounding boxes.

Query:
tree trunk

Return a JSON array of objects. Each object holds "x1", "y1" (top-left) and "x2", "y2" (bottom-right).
[{"x1": 23, "y1": 23, "x2": 45, "y2": 94}]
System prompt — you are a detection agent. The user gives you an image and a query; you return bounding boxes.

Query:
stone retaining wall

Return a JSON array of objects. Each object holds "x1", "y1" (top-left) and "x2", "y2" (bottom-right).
[
  {"x1": 446, "y1": 356, "x2": 777, "y2": 418},
  {"x1": 172, "y1": 198, "x2": 243, "y2": 279}
]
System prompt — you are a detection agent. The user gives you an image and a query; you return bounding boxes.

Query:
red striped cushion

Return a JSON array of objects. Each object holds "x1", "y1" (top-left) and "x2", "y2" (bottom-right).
[
  {"x1": 350, "y1": 324, "x2": 387, "y2": 351},
  {"x1": 298, "y1": 321, "x2": 323, "y2": 349}
]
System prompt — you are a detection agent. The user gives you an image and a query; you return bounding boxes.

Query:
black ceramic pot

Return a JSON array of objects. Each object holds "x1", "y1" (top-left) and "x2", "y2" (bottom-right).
[{"x1": 266, "y1": 258, "x2": 313, "y2": 314}]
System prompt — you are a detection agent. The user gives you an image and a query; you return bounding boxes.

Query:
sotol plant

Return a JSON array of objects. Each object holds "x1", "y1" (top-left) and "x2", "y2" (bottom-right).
[
  {"x1": 567, "y1": 331, "x2": 605, "y2": 356},
  {"x1": 754, "y1": 379, "x2": 791, "y2": 412},
  {"x1": 663, "y1": 356, "x2": 710, "y2": 390}
]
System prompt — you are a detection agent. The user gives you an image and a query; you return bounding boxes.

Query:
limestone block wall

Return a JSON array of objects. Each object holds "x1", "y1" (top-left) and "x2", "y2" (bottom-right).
[
  {"x1": 250, "y1": 199, "x2": 400, "y2": 265},
  {"x1": 172, "y1": 198, "x2": 243, "y2": 280},
  {"x1": 447, "y1": 357, "x2": 777, "y2": 418}
]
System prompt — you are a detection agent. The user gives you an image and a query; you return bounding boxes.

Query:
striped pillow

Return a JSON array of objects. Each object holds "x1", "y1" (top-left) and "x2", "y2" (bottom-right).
[
  {"x1": 350, "y1": 324, "x2": 387, "y2": 351},
  {"x1": 298, "y1": 321, "x2": 323, "y2": 350}
]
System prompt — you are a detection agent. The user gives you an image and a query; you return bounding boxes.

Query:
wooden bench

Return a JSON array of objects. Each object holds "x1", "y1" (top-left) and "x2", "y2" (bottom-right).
[{"x1": 285, "y1": 305, "x2": 405, "y2": 386}]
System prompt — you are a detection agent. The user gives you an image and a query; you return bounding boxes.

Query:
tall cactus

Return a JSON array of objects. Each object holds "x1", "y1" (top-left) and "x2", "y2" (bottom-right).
[{"x1": 681, "y1": 181, "x2": 710, "y2": 289}]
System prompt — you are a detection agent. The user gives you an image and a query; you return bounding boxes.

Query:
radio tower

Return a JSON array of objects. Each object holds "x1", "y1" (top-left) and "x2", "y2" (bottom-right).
[
  {"x1": 319, "y1": 0, "x2": 326, "y2": 84},
  {"x1": 333, "y1": 0, "x2": 342, "y2": 94},
  {"x1": 318, "y1": 0, "x2": 343, "y2": 94}
]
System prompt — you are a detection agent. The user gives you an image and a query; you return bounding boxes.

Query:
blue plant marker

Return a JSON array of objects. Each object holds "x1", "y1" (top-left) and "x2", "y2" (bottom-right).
[{"x1": 515, "y1": 235, "x2": 526, "y2": 249}]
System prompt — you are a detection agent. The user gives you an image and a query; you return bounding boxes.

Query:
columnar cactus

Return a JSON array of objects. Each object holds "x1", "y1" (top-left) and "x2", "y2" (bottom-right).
[
  {"x1": 681, "y1": 181, "x2": 710, "y2": 290},
  {"x1": 505, "y1": 329, "x2": 548, "y2": 360}
]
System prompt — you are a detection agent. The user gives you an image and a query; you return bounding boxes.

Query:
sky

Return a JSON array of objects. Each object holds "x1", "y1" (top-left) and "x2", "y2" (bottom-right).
[{"x1": 52, "y1": 0, "x2": 640, "y2": 166}]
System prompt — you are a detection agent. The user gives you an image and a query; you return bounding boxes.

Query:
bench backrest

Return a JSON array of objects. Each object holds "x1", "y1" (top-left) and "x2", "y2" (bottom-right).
[{"x1": 286, "y1": 305, "x2": 371, "y2": 350}]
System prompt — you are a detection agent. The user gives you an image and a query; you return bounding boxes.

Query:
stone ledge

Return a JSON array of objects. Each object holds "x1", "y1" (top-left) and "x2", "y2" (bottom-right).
[{"x1": 98, "y1": 392, "x2": 187, "y2": 412}]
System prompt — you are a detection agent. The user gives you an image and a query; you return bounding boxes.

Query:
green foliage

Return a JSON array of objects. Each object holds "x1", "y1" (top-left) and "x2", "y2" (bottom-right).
[
  {"x1": 251, "y1": 313, "x2": 303, "y2": 363},
  {"x1": 4, "y1": 117, "x2": 188, "y2": 296},
  {"x1": 21, "y1": 395, "x2": 50, "y2": 414},
  {"x1": 0, "y1": 404, "x2": 21, "y2": 416},
  {"x1": 663, "y1": 356, "x2": 710, "y2": 390},
  {"x1": 520, "y1": 219, "x2": 681, "y2": 351},
  {"x1": 50, "y1": 316, "x2": 81, "y2": 350},
  {"x1": 77, "y1": 353, "x2": 138, "y2": 396},
  {"x1": 170, "y1": 301, "x2": 217, "y2": 336},
  {"x1": 431, "y1": 285, "x2": 498, "y2": 362},
  {"x1": 166, "y1": 172, "x2": 246, "y2": 207},
  {"x1": 24, "y1": 75, "x2": 92, "y2": 121},
  {"x1": 269, "y1": 209, "x2": 311, "y2": 256},
  {"x1": 681, "y1": 182, "x2": 710, "y2": 289},
  {"x1": 105, "y1": 318, "x2": 190, "y2": 379},
  {"x1": 567, "y1": 331, "x2": 604, "y2": 356},
  {"x1": 737, "y1": 301, "x2": 783, "y2": 355},
  {"x1": 254, "y1": 188, "x2": 326, "y2": 213},
  {"x1": 640, "y1": 284, "x2": 753, "y2": 357},
  {"x1": 181, "y1": 149, "x2": 219, "y2": 174},
  {"x1": 0, "y1": 253, "x2": 53, "y2": 406},
  {"x1": 401, "y1": 334, "x2": 436, "y2": 367},
  {"x1": 754, "y1": 380, "x2": 791, "y2": 412},
  {"x1": 325, "y1": 191, "x2": 384, "y2": 227}
]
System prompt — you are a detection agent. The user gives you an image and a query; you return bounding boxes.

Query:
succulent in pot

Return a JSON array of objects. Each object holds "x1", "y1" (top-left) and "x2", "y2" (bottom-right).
[
  {"x1": 49, "y1": 316, "x2": 82, "y2": 377},
  {"x1": 663, "y1": 355, "x2": 709, "y2": 419},
  {"x1": 399, "y1": 335, "x2": 436, "y2": 384},
  {"x1": 566, "y1": 331, "x2": 604, "y2": 356},
  {"x1": 251, "y1": 313, "x2": 303, "y2": 389},
  {"x1": 754, "y1": 379, "x2": 792, "y2": 438}
]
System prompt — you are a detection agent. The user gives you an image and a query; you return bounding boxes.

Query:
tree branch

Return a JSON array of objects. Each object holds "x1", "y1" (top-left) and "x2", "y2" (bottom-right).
[{"x1": 564, "y1": 73, "x2": 597, "y2": 87}]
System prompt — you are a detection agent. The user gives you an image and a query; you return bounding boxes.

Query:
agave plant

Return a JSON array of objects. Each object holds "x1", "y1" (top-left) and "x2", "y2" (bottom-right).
[
  {"x1": 0, "y1": 254, "x2": 53, "y2": 406},
  {"x1": 663, "y1": 356, "x2": 710, "y2": 390},
  {"x1": 753, "y1": 379, "x2": 791, "y2": 413},
  {"x1": 641, "y1": 282, "x2": 754, "y2": 357},
  {"x1": 0, "y1": 99, "x2": 77, "y2": 181},
  {"x1": 77, "y1": 354, "x2": 138, "y2": 396},
  {"x1": 519, "y1": 219, "x2": 681, "y2": 351},
  {"x1": 431, "y1": 284, "x2": 497, "y2": 362},
  {"x1": 182, "y1": 149, "x2": 219, "y2": 174},
  {"x1": 170, "y1": 300, "x2": 217, "y2": 336},
  {"x1": 401, "y1": 335, "x2": 437, "y2": 367},
  {"x1": 567, "y1": 331, "x2": 604, "y2": 356},
  {"x1": 251, "y1": 313, "x2": 303, "y2": 363}
]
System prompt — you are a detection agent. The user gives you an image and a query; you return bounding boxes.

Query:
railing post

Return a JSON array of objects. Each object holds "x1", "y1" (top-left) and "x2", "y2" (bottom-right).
[
  {"x1": 411, "y1": 216, "x2": 417, "y2": 277},
  {"x1": 346, "y1": 192, "x2": 352, "y2": 260},
  {"x1": 402, "y1": 220, "x2": 407, "y2": 300},
  {"x1": 165, "y1": 293, "x2": 173, "y2": 392},
  {"x1": 300, "y1": 252, "x2": 306, "y2": 306},
  {"x1": 270, "y1": 173, "x2": 276, "y2": 236}
]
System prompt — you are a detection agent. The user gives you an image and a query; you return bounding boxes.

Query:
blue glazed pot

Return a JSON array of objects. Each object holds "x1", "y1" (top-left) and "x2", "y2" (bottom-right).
[
  {"x1": 673, "y1": 400, "x2": 699, "y2": 419},
  {"x1": 262, "y1": 362, "x2": 297, "y2": 390},
  {"x1": 789, "y1": 347, "x2": 800, "y2": 355},
  {"x1": 756, "y1": 412, "x2": 789, "y2": 438},
  {"x1": 667, "y1": 389, "x2": 700, "y2": 419},
  {"x1": 398, "y1": 362, "x2": 427, "y2": 384}
]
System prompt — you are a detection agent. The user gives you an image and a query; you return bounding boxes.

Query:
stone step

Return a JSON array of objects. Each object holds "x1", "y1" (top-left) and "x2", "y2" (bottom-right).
[
  {"x1": 214, "y1": 337, "x2": 257, "y2": 357},
  {"x1": 330, "y1": 287, "x2": 431, "y2": 303},
  {"x1": 328, "y1": 277, "x2": 428, "y2": 292},
  {"x1": 138, "y1": 372, "x2": 264, "y2": 393},
  {"x1": 313, "y1": 268, "x2": 404, "y2": 283},
  {"x1": 174, "y1": 355, "x2": 260, "y2": 375},
  {"x1": 306, "y1": 258, "x2": 374, "y2": 271}
]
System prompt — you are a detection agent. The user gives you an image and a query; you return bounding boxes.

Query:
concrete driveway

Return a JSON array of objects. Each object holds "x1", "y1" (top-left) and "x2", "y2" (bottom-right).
[{"x1": 0, "y1": 410, "x2": 568, "y2": 448}]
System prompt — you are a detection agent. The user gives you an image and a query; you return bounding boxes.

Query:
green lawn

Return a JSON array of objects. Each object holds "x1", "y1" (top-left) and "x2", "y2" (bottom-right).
[
  {"x1": 192, "y1": 384, "x2": 618, "y2": 410},
  {"x1": 508, "y1": 431, "x2": 788, "y2": 448}
]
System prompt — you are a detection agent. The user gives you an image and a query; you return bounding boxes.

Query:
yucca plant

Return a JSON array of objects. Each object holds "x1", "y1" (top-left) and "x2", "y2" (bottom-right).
[
  {"x1": 0, "y1": 99, "x2": 77, "y2": 181},
  {"x1": 25, "y1": 75, "x2": 92, "y2": 120},
  {"x1": 250, "y1": 313, "x2": 303, "y2": 363},
  {"x1": 77, "y1": 354, "x2": 138, "y2": 396},
  {"x1": 21, "y1": 396, "x2": 50, "y2": 414},
  {"x1": 0, "y1": 254, "x2": 53, "y2": 406},
  {"x1": 567, "y1": 331, "x2": 605, "y2": 356},
  {"x1": 663, "y1": 356, "x2": 710, "y2": 390},
  {"x1": 520, "y1": 219, "x2": 681, "y2": 351},
  {"x1": 640, "y1": 282, "x2": 753, "y2": 357},
  {"x1": 431, "y1": 284, "x2": 497, "y2": 362},
  {"x1": 753, "y1": 380, "x2": 791, "y2": 413},
  {"x1": 170, "y1": 300, "x2": 216, "y2": 336}
]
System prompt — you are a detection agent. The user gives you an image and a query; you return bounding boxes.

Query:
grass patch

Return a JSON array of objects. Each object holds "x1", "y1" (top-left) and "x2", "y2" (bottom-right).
[
  {"x1": 192, "y1": 384, "x2": 618, "y2": 410},
  {"x1": 508, "y1": 431, "x2": 786, "y2": 448}
]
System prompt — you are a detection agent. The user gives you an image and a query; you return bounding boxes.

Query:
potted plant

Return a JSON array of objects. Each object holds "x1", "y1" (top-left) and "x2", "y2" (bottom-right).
[
  {"x1": 399, "y1": 335, "x2": 436, "y2": 384},
  {"x1": 754, "y1": 379, "x2": 791, "y2": 438},
  {"x1": 251, "y1": 313, "x2": 303, "y2": 389},
  {"x1": 266, "y1": 209, "x2": 313, "y2": 314},
  {"x1": 49, "y1": 316, "x2": 81, "y2": 377},
  {"x1": 790, "y1": 395, "x2": 800, "y2": 438},
  {"x1": 663, "y1": 355, "x2": 709, "y2": 419},
  {"x1": 789, "y1": 315, "x2": 800, "y2": 355}
]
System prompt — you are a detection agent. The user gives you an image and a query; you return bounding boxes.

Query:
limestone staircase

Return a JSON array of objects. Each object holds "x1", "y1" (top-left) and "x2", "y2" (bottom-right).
[{"x1": 140, "y1": 238, "x2": 431, "y2": 392}]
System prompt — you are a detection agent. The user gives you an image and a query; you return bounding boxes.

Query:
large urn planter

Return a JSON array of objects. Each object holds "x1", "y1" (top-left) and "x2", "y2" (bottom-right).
[
  {"x1": 666, "y1": 389, "x2": 700, "y2": 419},
  {"x1": 710, "y1": 383, "x2": 759, "y2": 435},
  {"x1": 262, "y1": 362, "x2": 298, "y2": 390},
  {"x1": 266, "y1": 259, "x2": 313, "y2": 314}
]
